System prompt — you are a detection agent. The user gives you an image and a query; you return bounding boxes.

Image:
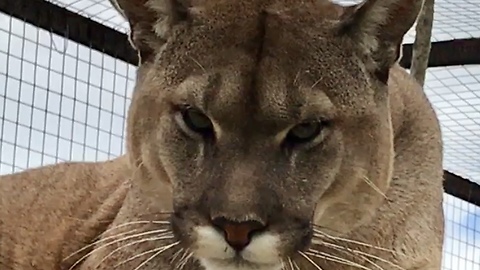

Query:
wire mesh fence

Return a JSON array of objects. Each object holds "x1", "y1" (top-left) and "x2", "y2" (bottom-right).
[
  {"x1": 0, "y1": 0, "x2": 480, "y2": 269},
  {"x1": 0, "y1": 12, "x2": 134, "y2": 172}
]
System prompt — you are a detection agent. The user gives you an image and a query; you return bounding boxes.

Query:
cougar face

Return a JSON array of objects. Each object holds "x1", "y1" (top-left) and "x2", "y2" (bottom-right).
[{"x1": 111, "y1": 0, "x2": 424, "y2": 269}]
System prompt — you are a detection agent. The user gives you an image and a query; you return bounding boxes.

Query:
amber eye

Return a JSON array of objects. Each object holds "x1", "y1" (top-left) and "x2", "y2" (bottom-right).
[
  {"x1": 181, "y1": 108, "x2": 213, "y2": 134},
  {"x1": 286, "y1": 122, "x2": 323, "y2": 144}
]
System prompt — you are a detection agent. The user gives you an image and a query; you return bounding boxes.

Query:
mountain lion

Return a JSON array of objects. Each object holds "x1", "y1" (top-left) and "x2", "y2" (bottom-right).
[{"x1": 0, "y1": 0, "x2": 444, "y2": 269}]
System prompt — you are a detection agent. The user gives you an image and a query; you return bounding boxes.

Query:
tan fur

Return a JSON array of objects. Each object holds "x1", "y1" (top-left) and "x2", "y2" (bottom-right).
[{"x1": 0, "y1": 0, "x2": 444, "y2": 269}]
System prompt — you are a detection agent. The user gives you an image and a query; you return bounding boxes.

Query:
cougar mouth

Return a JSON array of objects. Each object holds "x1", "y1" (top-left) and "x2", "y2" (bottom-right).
[{"x1": 191, "y1": 225, "x2": 282, "y2": 261}]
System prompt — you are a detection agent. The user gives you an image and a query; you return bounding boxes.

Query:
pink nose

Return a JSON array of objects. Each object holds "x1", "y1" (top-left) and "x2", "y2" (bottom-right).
[{"x1": 211, "y1": 217, "x2": 267, "y2": 251}]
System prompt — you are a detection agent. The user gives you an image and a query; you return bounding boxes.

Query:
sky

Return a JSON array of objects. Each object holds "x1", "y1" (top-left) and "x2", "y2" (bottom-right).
[{"x1": 1, "y1": 0, "x2": 480, "y2": 269}]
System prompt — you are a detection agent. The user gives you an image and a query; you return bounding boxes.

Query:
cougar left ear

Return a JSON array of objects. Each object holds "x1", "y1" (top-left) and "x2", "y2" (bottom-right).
[
  {"x1": 108, "y1": 0, "x2": 192, "y2": 63},
  {"x1": 339, "y1": 0, "x2": 424, "y2": 82}
]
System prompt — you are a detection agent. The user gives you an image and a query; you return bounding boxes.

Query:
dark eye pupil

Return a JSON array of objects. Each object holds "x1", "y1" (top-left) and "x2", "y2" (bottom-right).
[
  {"x1": 182, "y1": 108, "x2": 213, "y2": 132},
  {"x1": 286, "y1": 122, "x2": 322, "y2": 144}
]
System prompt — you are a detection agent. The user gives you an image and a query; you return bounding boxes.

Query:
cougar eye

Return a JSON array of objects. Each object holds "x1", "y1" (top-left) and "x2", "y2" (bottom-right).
[
  {"x1": 286, "y1": 122, "x2": 323, "y2": 144},
  {"x1": 181, "y1": 107, "x2": 214, "y2": 134}
]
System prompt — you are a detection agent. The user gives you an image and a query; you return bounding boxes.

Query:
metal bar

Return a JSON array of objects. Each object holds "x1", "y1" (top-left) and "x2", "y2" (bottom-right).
[
  {"x1": 444, "y1": 171, "x2": 480, "y2": 207},
  {"x1": 400, "y1": 37, "x2": 480, "y2": 68},
  {"x1": 2, "y1": 0, "x2": 480, "y2": 68}
]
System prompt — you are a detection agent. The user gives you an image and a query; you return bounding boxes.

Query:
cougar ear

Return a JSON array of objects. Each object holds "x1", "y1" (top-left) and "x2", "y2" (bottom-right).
[
  {"x1": 339, "y1": 0, "x2": 424, "y2": 82},
  {"x1": 108, "y1": 0, "x2": 191, "y2": 63}
]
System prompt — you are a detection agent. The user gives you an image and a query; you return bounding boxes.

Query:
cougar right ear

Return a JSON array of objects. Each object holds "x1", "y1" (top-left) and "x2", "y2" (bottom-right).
[
  {"x1": 108, "y1": 0, "x2": 192, "y2": 63},
  {"x1": 338, "y1": 0, "x2": 423, "y2": 83}
]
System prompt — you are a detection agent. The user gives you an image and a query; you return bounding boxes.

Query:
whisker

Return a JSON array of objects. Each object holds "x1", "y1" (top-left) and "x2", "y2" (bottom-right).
[
  {"x1": 132, "y1": 242, "x2": 180, "y2": 270},
  {"x1": 170, "y1": 248, "x2": 184, "y2": 264},
  {"x1": 325, "y1": 244, "x2": 385, "y2": 270},
  {"x1": 99, "y1": 220, "x2": 171, "y2": 239},
  {"x1": 312, "y1": 230, "x2": 396, "y2": 254},
  {"x1": 67, "y1": 222, "x2": 170, "y2": 262},
  {"x1": 315, "y1": 240, "x2": 381, "y2": 269},
  {"x1": 310, "y1": 77, "x2": 323, "y2": 89},
  {"x1": 113, "y1": 241, "x2": 180, "y2": 269},
  {"x1": 94, "y1": 234, "x2": 174, "y2": 268},
  {"x1": 310, "y1": 224, "x2": 348, "y2": 237},
  {"x1": 177, "y1": 250, "x2": 193, "y2": 270},
  {"x1": 305, "y1": 250, "x2": 371, "y2": 270},
  {"x1": 311, "y1": 227, "x2": 397, "y2": 270},
  {"x1": 287, "y1": 257, "x2": 299, "y2": 270},
  {"x1": 360, "y1": 256, "x2": 384, "y2": 270},
  {"x1": 292, "y1": 260, "x2": 301, "y2": 270},
  {"x1": 65, "y1": 229, "x2": 142, "y2": 264},
  {"x1": 316, "y1": 240, "x2": 403, "y2": 270},
  {"x1": 285, "y1": 259, "x2": 291, "y2": 270},
  {"x1": 67, "y1": 229, "x2": 171, "y2": 270},
  {"x1": 362, "y1": 176, "x2": 388, "y2": 200},
  {"x1": 293, "y1": 70, "x2": 301, "y2": 86},
  {"x1": 189, "y1": 56, "x2": 206, "y2": 73},
  {"x1": 173, "y1": 249, "x2": 189, "y2": 270},
  {"x1": 298, "y1": 251, "x2": 323, "y2": 270}
]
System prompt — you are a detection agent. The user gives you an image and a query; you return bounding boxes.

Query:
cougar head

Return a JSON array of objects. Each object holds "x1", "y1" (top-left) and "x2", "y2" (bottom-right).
[{"x1": 110, "y1": 0, "x2": 423, "y2": 269}]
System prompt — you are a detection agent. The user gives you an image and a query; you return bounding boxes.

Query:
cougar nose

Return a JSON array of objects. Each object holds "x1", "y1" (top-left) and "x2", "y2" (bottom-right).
[{"x1": 211, "y1": 217, "x2": 267, "y2": 251}]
